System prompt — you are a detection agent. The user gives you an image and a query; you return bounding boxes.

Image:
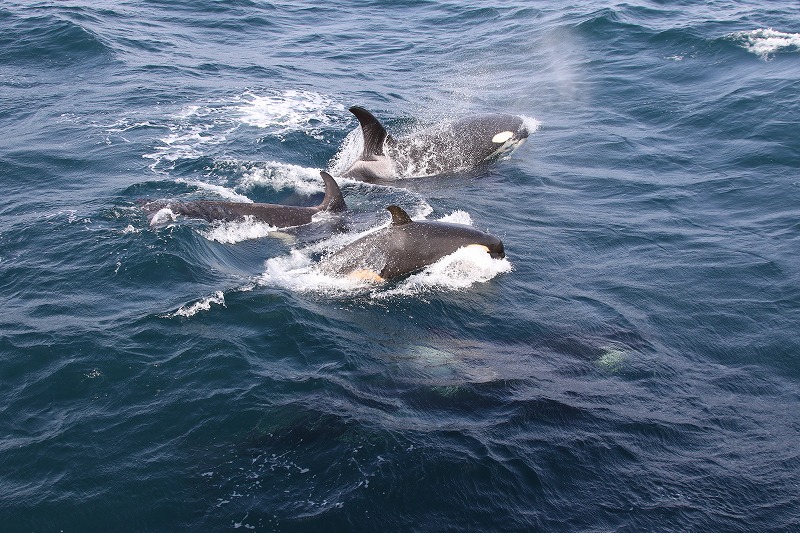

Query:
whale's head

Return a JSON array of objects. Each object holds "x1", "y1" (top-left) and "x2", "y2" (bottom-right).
[
  {"x1": 482, "y1": 235, "x2": 506, "y2": 259},
  {"x1": 439, "y1": 227, "x2": 505, "y2": 260},
  {"x1": 482, "y1": 115, "x2": 532, "y2": 160}
]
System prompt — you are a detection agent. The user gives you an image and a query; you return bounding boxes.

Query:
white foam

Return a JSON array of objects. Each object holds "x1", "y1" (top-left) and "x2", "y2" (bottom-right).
[
  {"x1": 149, "y1": 208, "x2": 177, "y2": 226},
  {"x1": 731, "y1": 28, "x2": 800, "y2": 59},
  {"x1": 106, "y1": 119, "x2": 171, "y2": 134},
  {"x1": 142, "y1": 89, "x2": 344, "y2": 171},
  {"x1": 168, "y1": 291, "x2": 226, "y2": 318},
  {"x1": 176, "y1": 178, "x2": 253, "y2": 202},
  {"x1": 144, "y1": 122, "x2": 228, "y2": 166},
  {"x1": 202, "y1": 217, "x2": 279, "y2": 244},
  {"x1": 259, "y1": 250, "x2": 373, "y2": 295},
  {"x1": 378, "y1": 245, "x2": 512, "y2": 298},
  {"x1": 436, "y1": 210, "x2": 473, "y2": 225},
  {"x1": 172, "y1": 162, "x2": 326, "y2": 208},
  {"x1": 234, "y1": 89, "x2": 345, "y2": 139},
  {"x1": 237, "y1": 162, "x2": 323, "y2": 196}
]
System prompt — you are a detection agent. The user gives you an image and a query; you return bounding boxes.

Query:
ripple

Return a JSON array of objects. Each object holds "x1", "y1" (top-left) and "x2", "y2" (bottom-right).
[{"x1": 0, "y1": 12, "x2": 112, "y2": 66}]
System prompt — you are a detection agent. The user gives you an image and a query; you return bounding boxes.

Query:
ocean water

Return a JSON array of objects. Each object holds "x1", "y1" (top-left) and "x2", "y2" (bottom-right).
[{"x1": 2, "y1": 0, "x2": 799, "y2": 531}]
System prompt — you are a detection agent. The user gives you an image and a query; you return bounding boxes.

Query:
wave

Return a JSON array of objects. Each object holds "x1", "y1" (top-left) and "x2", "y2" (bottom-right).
[
  {"x1": 0, "y1": 12, "x2": 112, "y2": 66},
  {"x1": 569, "y1": 7, "x2": 800, "y2": 65},
  {"x1": 728, "y1": 28, "x2": 800, "y2": 60},
  {"x1": 165, "y1": 290, "x2": 226, "y2": 318}
]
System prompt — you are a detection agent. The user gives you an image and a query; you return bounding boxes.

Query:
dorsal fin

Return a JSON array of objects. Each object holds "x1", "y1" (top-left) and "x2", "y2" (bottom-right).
[
  {"x1": 349, "y1": 106, "x2": 388, "y2": 159},
  {"x1": 387, "y1": 205, "x2": 412, "y2": 226},
  {"x1": 318, "y1": 171, "x2": 346, "y2": 212}
]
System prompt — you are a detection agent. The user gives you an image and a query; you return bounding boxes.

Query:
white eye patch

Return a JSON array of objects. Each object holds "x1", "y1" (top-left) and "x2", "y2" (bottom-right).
[{"x1": 491, "y1": 131, "x2": 514, "y2": 143}]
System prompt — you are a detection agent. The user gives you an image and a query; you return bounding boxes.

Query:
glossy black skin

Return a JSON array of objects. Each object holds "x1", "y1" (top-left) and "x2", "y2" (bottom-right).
[
  {"x1": 143, "y1": 171, "x2": 345, "y2": 227},
  {"x1": 339, "y1": 106, "x2": 530, "y2": 181},
  {"x1": 317, "y1": 205, "x2": 505, "y2": 281}
]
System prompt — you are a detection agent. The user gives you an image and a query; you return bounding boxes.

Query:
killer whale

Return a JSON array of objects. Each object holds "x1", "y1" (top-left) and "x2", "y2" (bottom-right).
[
  {"x1": 338, "y1": 106, "x2": 531, "y2": 182},
  {"x1": 143, "y1": 171, "x2": 345, "y2": 227},
  {"x1": 316, "y1": 205, "x2": 505, "y2": 282}
]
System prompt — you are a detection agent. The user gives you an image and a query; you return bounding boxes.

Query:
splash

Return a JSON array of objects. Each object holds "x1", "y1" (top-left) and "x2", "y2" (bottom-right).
[
  {"x1": 143, "y1": 120, "x2": 229, "y2": 168},
  {"x1": 142, "y1": 89, "x2": 345, "y2": 171},
  {"x1": 730, "y1": 28, "x2": 800, "y2": 60},
  {"x1": 522, "y1": 116, "x2": 541, "y2": 135},
  {"x1": 176, "y1": 178, "x2": 253, "y2": 203},
  {"x1": 236, "y1": 161, "x2": 323, "y2": 196},
  {"x1": 259, "y1": 250, "x2": 374, "y2": 295},
  {"x1": 437, "y1": 210, "x2": 473, "y2": 225},
  {"x1": 379, "y1": 245, "x2": 512, "y2": 298},
  {"x1": 201, "y1": 217, "x2": 280, "y2": 244},
  {"x1": 167, "y1": 291, "x2": 226, "y2": 318},
  {"x1": 234, "y1": 89, "x2": 345, "y2": 138},
  {"x1": 327, "y1": 126, "x2": 363, "y2": 176},
  {"x1": 149, "y1": 207, "x2": 177, "y2": 226}
]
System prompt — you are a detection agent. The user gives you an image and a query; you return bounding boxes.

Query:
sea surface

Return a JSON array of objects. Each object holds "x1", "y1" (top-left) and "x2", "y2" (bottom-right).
[{"x1": 2, "y1": 1, "x2": 799, "y2": 531}]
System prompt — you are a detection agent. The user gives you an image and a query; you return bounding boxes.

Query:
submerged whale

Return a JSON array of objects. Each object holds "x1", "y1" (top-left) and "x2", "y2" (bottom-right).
[
  {"x1": 143, "y1": 171, "x2": 346, "y2": 227},
  {"x1": 338, "y1": 106, "x2": 531, "y2": 181},
  {"x1": 316, "y1": 205, "x2": 505, "y2": 282}
]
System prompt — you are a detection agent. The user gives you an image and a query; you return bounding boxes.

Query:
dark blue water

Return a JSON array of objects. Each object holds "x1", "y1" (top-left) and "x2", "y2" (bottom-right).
[{"x1": 2, "y1": 1, "x2": 800, "y2": 531}]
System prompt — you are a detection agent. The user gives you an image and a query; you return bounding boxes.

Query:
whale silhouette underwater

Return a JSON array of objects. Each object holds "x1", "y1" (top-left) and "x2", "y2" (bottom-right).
[
  {"x1": 142, "y1": 171, "x2": 346, "y2": 228},
  {"x1": 315, "y1": 205, "x2": 505, "y2": 282},
  {"x1": 338, "y1": 106, "x2": 531, "y2": 182}
]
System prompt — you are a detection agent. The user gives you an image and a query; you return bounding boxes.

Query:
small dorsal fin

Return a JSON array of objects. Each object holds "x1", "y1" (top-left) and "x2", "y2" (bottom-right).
[
  {"x1": 318, "y1": 171, "x2": 346, "y2": 212},
  {"x1": 349, "y1": 106, "x2": 388, "y2": 158},
  {"x1": 387, "y1": 205, "x2": 412, "y2": 226}
]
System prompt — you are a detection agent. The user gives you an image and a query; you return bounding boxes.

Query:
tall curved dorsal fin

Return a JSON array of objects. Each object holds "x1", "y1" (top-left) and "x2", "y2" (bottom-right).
[
  {"x1": 349, "y1": 106, "x2": 388, "y2": 159},
  {"x1": 387, "y1": 205, "x2": 412, "y2": 226},
  {"x1": 318, "y1": 171, "x2": 346, "y2": 212}
]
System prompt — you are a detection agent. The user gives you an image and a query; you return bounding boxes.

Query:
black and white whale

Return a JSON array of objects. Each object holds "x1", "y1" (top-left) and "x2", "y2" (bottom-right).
[
  {"x1": 338, "y1": 106, "x2": 531, "y2": 182},
  {"x1": 143, "y1": 171, "x2": 345, "y2": 227},
  {"x1": 316, "y1": 205, "x2": 505, "y2": 282}
]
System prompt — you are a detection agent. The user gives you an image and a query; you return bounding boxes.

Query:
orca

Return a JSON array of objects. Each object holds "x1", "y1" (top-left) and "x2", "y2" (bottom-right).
[
  {"x1": 338, "y1": 106, "x2": 531, "y2": 181},
  {"x1": 316, "y1": 205, "x2": 505, "y2": 282},
  {"x1": 142, "y1": 171, "x2": 345, "y2": 227}
]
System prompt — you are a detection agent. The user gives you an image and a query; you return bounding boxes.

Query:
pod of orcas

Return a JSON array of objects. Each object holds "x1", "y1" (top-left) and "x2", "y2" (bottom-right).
[{"x1": 142, "y1": 105, "x2": 532, "y2": 283}]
